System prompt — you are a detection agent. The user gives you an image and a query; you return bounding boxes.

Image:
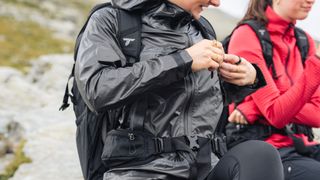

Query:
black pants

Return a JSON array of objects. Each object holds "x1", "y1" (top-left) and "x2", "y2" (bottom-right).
[
  {"x1": 104, "y1": 140, "x2": 284, "y2": 180},
  {"x1": 279, "y1": 145, "x2": 320, "y2": 180},
  {"x1": 206, "y1": 140, "x2": 284, "y2": 180}
]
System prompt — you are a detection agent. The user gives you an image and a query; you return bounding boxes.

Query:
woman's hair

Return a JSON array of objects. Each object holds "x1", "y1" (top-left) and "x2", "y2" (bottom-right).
[{"x1": 239, "y1": 0, "x2": 273, "y2": 25}]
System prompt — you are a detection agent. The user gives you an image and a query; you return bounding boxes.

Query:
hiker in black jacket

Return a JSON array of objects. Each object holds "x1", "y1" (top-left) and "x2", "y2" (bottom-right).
[{"x1": 74, "y1": 0, "x2": 284, "y2": 179}]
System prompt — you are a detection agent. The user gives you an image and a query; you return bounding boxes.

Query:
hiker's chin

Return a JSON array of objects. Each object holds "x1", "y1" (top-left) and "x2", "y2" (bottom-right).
[{"x1": 191, "y1": 7, "x2": 203, "y2": 19}]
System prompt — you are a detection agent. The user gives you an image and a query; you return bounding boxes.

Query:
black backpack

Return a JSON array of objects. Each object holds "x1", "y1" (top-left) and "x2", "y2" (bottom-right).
[
  {"x1": 59, "y1": 3, "x2": 142, "y2": 180},
  {"x1": 221, "y1": 19, "x2": 314, "y2": 155},
  {"x1": 59, "y1": 3, "x2": 218, "y2": 180}
]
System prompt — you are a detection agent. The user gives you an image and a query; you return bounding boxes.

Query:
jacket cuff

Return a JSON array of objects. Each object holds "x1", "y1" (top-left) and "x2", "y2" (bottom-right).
[
  {"x1": 237, "y1": 105, "x2": 258, "y2": 124},
  {"x1": 222, "y1": 64, "x2": 266, "y2": 105},
  {"x1": 248, "y1": 64, "x2": 267, "y2": 89}
]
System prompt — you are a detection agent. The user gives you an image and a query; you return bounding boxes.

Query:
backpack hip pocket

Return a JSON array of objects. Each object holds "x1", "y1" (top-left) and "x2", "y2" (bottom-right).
[{"x1": 101, "y1": 129, "x2": 157, "y2": 168}]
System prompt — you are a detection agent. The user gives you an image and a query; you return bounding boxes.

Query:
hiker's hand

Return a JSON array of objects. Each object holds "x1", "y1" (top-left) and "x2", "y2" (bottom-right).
[
  {"x1": 186, "y1": 39, "x2": 224, "y2": 72},
  {"x1": 228, "y1": 109, "x2": 248, "y2": 125},
  {"x1": 316, "y1": 44, "x2": 320, "y2": 59},
  {"x1": 208, "y1": 40, "x2": 225, "y2": 71},
  {"x1": 219, "y1": 54, "x2": 256, "y2": 86}
]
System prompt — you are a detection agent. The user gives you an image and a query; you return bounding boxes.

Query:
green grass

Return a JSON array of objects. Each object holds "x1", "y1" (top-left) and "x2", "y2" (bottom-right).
[
  {"x1": 0, "y1": 16, "x2": 72, "y2": 71},
  {"x1": 0, "y1": 140, "x2": 32, "y2": 180},
  {"x1": 1, "y1": 0, "x2": 93, "y2": 19},
  {"x1": 0, "y1": 0, "x2": 97, "y2": 71},
  {"x1": 2, "y1": 0, "x2": 39, "y2": 9}
]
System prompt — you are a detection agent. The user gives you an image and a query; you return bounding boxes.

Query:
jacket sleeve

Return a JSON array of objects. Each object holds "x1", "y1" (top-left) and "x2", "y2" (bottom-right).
[
  {"x1": 222, "y1": 64, "x2": 266, "y2": 105},
  {"x1": 228, "y1": 25, "x2": 320, "y2": 129},
  {"x1": 291, "y1": 35, "x2": 320, "y2": 127},
  {"x1": 231, "y1": 97, "x2": 262, "y2": 124},
  {"x1": 75, "y1": 8, "x2": 192, "y2": 112},
  {"x1": 292, "y1": 88, "x2": 320, "y2": 127}
]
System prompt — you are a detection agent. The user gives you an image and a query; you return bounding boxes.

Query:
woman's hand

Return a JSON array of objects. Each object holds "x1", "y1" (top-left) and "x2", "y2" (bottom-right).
[
  {"x1": 219, "y1": 55, "x2": 257, "y2": 86},
  {"x1": 228, "y1": 109, "x2": 248, "y2": 124}
]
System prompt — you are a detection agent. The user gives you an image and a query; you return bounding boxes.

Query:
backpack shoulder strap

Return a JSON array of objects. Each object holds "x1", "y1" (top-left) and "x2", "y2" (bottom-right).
[
  {"x1": 117, "y1": 9, "x2": 142, "y2": 65},
  {"x1": 60, "y1": 4, "x2": 142, "y2": 111},
  {"x1": 198, "y1": 16, "x2": 217, "y2": 40},
  {"x1": 60, "y1": 3, "x2": 112, "y2": 111},
  {"x1": 241, "y1": 20, "x2": 277, "y2": 78},
  {"x1": 294, "y1": 27, "x2": 309, "y2": 64}
]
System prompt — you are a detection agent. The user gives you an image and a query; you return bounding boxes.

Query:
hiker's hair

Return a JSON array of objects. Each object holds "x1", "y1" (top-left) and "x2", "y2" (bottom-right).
[{"x1": 239, "y1": 0, "x2": 273, "y2": 25}]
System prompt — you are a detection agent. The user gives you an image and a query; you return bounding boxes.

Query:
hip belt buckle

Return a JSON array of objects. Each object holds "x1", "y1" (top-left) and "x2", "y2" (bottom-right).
[{"x1": 186, "y1": 135, "x2": 199, "y2": 152}]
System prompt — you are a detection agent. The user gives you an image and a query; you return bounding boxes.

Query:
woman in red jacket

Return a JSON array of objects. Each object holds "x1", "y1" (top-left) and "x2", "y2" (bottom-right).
[{"x1": 227, "y1": 0, "x2": 320, "y2": 179}]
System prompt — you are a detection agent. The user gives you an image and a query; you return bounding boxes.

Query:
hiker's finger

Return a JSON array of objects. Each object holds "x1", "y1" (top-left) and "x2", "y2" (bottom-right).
[
  {"x1": 219, "y1": 68, "x2": 246, "y2": 80},
  {"x1": 212, "y1": 40, "x2": 224, "y2": 53},
  {"x1": 229, "y1": 109, "x2": 248, "y2": 124},
  {"x1": 220, "y1": 61, "x2": 246, "y2": 73}
]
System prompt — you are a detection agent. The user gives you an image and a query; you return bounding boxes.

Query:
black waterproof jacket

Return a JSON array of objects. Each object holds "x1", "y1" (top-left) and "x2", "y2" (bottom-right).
[{"x1": 75, "y1": 0, "x2": 263, "y2": 179}]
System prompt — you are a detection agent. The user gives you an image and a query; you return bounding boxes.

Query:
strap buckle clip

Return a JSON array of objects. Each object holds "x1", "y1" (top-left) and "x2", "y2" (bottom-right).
[
  {"x1": 186, "y1": 135, "x2": 199, "y2": 152},
  {"x1": 153, "y1": 137, "x2": 164, "y2": 154}
]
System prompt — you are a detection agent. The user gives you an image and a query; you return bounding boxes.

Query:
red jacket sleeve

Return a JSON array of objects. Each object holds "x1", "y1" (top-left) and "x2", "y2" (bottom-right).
[
  {"x1": 293, "y1": 90, "x2": 320, "y2": 127},
  {"x1": 228, "y1": 25, "x2": 320, "y2": 129},
  {"x1": 231, "y1": 96, "x2": 262, "y2": 124},
  {"x1": 291, "y1": 34, "x2": 320, "y2": 127}
]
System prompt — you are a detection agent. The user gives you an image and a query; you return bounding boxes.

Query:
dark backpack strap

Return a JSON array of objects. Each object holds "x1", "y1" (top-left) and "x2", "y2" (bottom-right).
[
  {"x1": 60, "y1": 3, "x2": 142, "y2": 111},
  {"x1": 59, "y1": 65, "x2": 75, "y2": 111},
  {"x1": 117, "y1": 9, "x2": 142, "y2": 65},
  {"x1": 291, "y1": 124, "x2": 314, "y2": 142},
  {"x1": 285, "y1": 124, "x2": 313, "y2": 155},
  {"x1": 198, "y1": 16, "x2": 217, "y2": 40},
  {"x1": 60, "y1": 3, "x2": 112, "y2": 111},
  {"x1": 60, "y1": 3, "x2": 111, "y2": 111},
  {"x1": 221, "y1": 34, "x2": 232, "y2": 54},
  {"x1": 129, "y1": 96, "x2": 148, "y2": 131},
  {"x1": 212, "y1": 106, "x2": 228, "y2": 158},
  {"x1": 242, "y1": 20, "x2": 277, "y2": 78},
  {"x1": 197, "y1": 16, "x2": 216, "y2": 79},
  {"x1": 294, "y1": 27, "x2": 309, "y2": 64}
]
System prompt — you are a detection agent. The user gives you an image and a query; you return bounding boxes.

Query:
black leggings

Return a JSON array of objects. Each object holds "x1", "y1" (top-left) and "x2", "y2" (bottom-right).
[
  {"x1": 103, "y1": 140, "x2": 284, "y2": 180},
  {"x1": 280, "y1": 145, "x2": 320, "y2": 180},
  {"x1": 207, "y1": 140, "x2": 284, "y2": 180}
]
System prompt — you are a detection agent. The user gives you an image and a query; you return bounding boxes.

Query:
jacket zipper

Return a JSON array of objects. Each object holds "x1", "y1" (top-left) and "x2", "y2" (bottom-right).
[
  {"x1": 183, "y1": 33, "x2": 195, "y2": 136},
  {"x1": 282, "y1": 24, "x2": 294, "y2": 85},
  {"x1": 184, "y1": 74, "x2": 195, "y2": 135}
]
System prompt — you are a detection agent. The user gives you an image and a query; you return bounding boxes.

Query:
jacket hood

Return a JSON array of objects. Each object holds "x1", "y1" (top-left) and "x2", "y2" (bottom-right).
[
  {"x1": 111, "y1": 0, "x2": 163, "y2": 11},
  {"x1": 111, "y1": 0, "x2": 193, "y2": 29}
]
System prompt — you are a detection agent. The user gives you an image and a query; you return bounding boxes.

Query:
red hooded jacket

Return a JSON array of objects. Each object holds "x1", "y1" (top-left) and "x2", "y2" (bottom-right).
[{"x1": 228, "y1": 6, "x2": 320, "y2": 148}]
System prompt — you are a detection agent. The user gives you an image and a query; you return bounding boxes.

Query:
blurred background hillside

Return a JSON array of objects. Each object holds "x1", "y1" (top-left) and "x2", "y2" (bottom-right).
[
  {"x1": 0, "y1": 1, "x2": 103, "y2": 179},
  {"x1": 0, "y1": 1, "x2": 318, "y2": 180}
]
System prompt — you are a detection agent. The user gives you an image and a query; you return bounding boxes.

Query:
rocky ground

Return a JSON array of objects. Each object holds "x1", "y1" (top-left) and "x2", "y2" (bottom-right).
[{"x1": 0, "y1": 54, "x2": 82, "y2": 179}]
